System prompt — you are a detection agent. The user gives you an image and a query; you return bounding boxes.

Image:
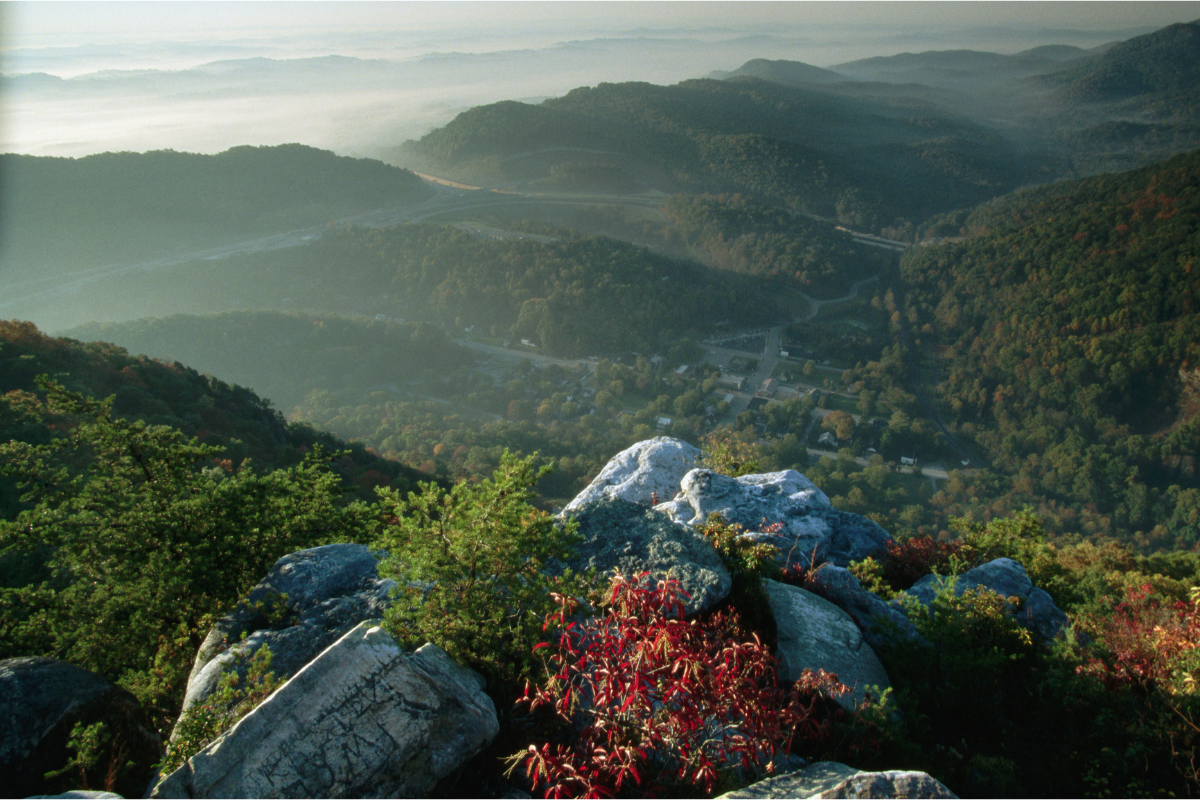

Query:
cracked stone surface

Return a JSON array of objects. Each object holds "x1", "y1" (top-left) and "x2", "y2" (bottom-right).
[
  {"x1": 561, "y1": 436, "x2": 700, "y2": 514},
  {"x1": 656, "y1": 469, "x2": 892, "y2": 567},
  {"x1": 179, "y1": 544, "x2": 394, "y2": 725},
  {"x1": 718, "y1": 761, "x2": 957, "y2": 798},
  {"x1": 761, "y1": 579, "x2": 891, "y2": 711},
  {"x1": 152, "y1": 622, "x2": 498, "y2": 799}
]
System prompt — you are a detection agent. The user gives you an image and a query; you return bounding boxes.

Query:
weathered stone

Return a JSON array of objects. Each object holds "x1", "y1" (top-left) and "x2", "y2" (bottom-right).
[
  {"x1": 179, "y1": 543, "x2": 393, "y2": 722},
  {"x1": 0, "y1": 658, "x2": 161, "y2": 799},
  {"x1": 718, "y1": 761, "x2": 858, "y2": 798},
  {"x1": 762, "y1": 580, "x2": 891, "y2": 710},
  {"x1": 562, "y1": 436, "x2": 700, "y2": 514},
  {"x1": 656, "y1": 469, "x2": 891, "y2": 567},
  {"x1": 152, "y1": 622, "x2": 498, "y2": 799},
  {"x1": 902, "y1": 558, "x2": 1069, "y2": 644},
  {"x1": 807, "y1": 566, "x2": 921, "y2": 652},
  {"x1": 563, "y1": 499, "x2": 731, "y2": 613},
  {"x1": 719, "y1": 761, "x2": 957, "y2": 799},
  {"x1": 1022, "y1": 587, "x2": 1072, "y2": 644},
  {"x1": 813, "y1": 769, "x2": 958, "y2": 798}
]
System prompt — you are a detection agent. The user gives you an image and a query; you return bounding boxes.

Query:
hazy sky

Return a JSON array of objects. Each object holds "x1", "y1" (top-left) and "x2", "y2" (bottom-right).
[
  {"x1": 3, "y1": 2, "x2": 1199, "y2": 159},
  {"x1": 7, "y1": 2, "x2": 1200, "y2": 44}
]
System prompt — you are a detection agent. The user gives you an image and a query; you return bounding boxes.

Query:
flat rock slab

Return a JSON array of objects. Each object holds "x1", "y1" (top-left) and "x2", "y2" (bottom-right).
[
  {"x1": 562, "y1": 436, "x2": 700, "y2": 514},
  {"x1": 719, "y1": 761, "x2": 858, "y2": 798},
  {"x1": 720, "y1": 761, "x2": 957, "y2": 798},
  {"x1": 0, "y1": 657, "x2": 160, "y2": 799},
  {"x1": 153, "y1": 622, "x2": 498, "y2": 799},
  {"x1": 762, "y1": 580, "x2": 891, "y2": 711},
  {"x1": 180, "y1": 543, "x2": 393, "y2": 721},
  {"x1": 564, "y1": 499, "x2": 731, "y2": 613},
  {"x1": 813, "y1": 769, "x2": 958, "y2": 798}
]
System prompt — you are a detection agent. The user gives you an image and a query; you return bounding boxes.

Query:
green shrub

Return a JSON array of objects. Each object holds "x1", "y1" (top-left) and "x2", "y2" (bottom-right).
[
  {"x1": 698, "y1": 428, "x2": 763, "y2": 478},
  {"x1": 696, "y1": 514, "x2": 780, "y2": 634},
  {"x1": 160, "y1": 644, "x2": 282, "y2": 776},
  {"x1": 373, "y1": 452, "x2": 588, "y2": 701}
]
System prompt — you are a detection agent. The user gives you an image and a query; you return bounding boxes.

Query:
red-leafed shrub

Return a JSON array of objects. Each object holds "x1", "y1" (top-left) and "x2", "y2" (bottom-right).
[
  {"x1": 880, "y1": 536, "x2": 962, "y2": 591},
  {"x1": 1072, "y1": 585, "x2": 1200, "y2": 794},
  {"x1": 512, "y1": 574, "x2": 854, "y2": 798},
  {"x1": 1079, "y1": 584, "x2": 1200, "y2": 693}
]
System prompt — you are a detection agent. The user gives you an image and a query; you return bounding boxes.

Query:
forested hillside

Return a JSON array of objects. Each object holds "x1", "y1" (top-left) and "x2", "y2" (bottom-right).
[
  {"x1": 46, "y1": 224, "x2": 783, "y2": 357},
  {"x1": 899, "y1": 148, "x2": 1200, "y2": 548},
  {"x1": 1044, "y1": 21, "x2": 1200, "y2": 113},
  {"x1": 400, "y1": 78, "x2": 1059, "y2": 234},
  {"x1": 64, "y1": 312, "x2": 471, "y2": 412},
  {"x1": 0, "y1": 320, "x2": 422, "y2": 518},
  {"x1": 663, "y1": 193, "x2": 888, "y2": 294},
  {"x1": 0, "y1": 144, "x2": 430, "y2": 283}
]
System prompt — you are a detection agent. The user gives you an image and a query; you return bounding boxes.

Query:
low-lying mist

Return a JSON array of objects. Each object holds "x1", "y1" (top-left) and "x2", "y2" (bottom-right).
[{"x1": 2, "y1": 20, "x2": 1147, "y2": 161}]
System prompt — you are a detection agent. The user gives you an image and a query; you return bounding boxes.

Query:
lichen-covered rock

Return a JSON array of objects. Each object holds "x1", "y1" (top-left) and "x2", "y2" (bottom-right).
[
  {"x1": 719, "y1": 760, "x2": 957, "y2": 798},
  {"x1": 807, "y1": 566, "x2": 921, "y2": 652},
  {"x1": 563, "y1": 499, "x2": 731, "y2": 613},
  {"x1": 152, "y1": 622, "x2": 498, "y2": 799},
  {"x1": 656, "y1": 469, "x2": 891, "y2": 567},
  {"x1": 761, "y1": 580, "x2": 891, "y2": 710},
  {"x1": 813, "y1": 769, "x2": 958, "y2": 798},
  {"x1": 0, "y1": 658, "x2": 161, "y2": 799},
  {"x1": 562, "y1": 436, "x2": 700, "y2": 514},
  {"x1": 902, "y1": 557, "x2": 1070, "y2": 644},
  {"x1": 179, "y1": 543, "x2": 393, "y2": 723}
]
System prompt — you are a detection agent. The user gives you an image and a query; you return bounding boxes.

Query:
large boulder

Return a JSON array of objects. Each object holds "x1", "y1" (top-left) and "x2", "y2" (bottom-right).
[
  {"x1": 807, "y1": 566, "x2": 922, "y2": 652},
  {"x1": 179, "y1": 543, "x2": 393, "y2": 722},
  {"x1": 902, "y1": 557, "x2": 1070, "y2": 644},
  {"x1": 656, "y1": 469, "x2": 892, "y2": 567},
  {"x1": 561, "y1": 436, "x2": 700, "y2": 514},
  {"x1": 0, "y1": 657, "x2": 161, "y2": 799},
  {"x1": 719, "y1": 760, "x2": 957, "y2": 798},
  {"x1": 563, "y1": 499, "x2": 731, "y2": 613},
  {"x1": 761, "y1": 580, "x2": 891, "y2": 711},
  {"x1": 152, "y1": 621, "x2": 498, "y2": 799}
]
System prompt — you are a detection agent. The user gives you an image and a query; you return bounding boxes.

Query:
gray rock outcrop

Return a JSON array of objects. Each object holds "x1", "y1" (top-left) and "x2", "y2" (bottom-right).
[
  {"x1": 814, "y1": 769, "x2": 958, "y2": 798},
  {"x1": 719, "y1": 760, "x2": 957, "y2": 798},
  {"x1": 1, "y1": 657, "x2": 161, "y2": 799},
  {"x1": 152, "y1": 621, "x2": 498, "y2": 799},
  {"x1": 179, "y1": 543, "x2": 393, "y2": 722},
  {"x1": 807, "y1": 566, "x2": 921, "y2": 652},
  {"x1": 902, "y1": 557, "x2": 1070, "y2": 644},
  {"x1": 656, "y1": 469, "x2": 892, "y2": 567},
  {"x1": 563, "y1": 499, "x2": 731, "y2": 613},
  {"x1": 562, "y1": 436, "x2": 700, "y2": 514},
  {"x1": 761, "y1": 580, "x2": 891, "y2": 711}
]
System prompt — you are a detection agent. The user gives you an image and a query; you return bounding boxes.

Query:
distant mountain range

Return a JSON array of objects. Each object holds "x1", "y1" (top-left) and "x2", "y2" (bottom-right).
[
  {"x1": 710, "y1": 59, "x2": 846, "y2": 86},
  {"x1": 715, "y1": 21, "x2": 1200, "y2": 177},
  {"x1": 398, "y1": 77, "x2": 1061, "y2": 233},
  {"x1": 396, "y1": 21, "x2": 1200, "y2": 230}
]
